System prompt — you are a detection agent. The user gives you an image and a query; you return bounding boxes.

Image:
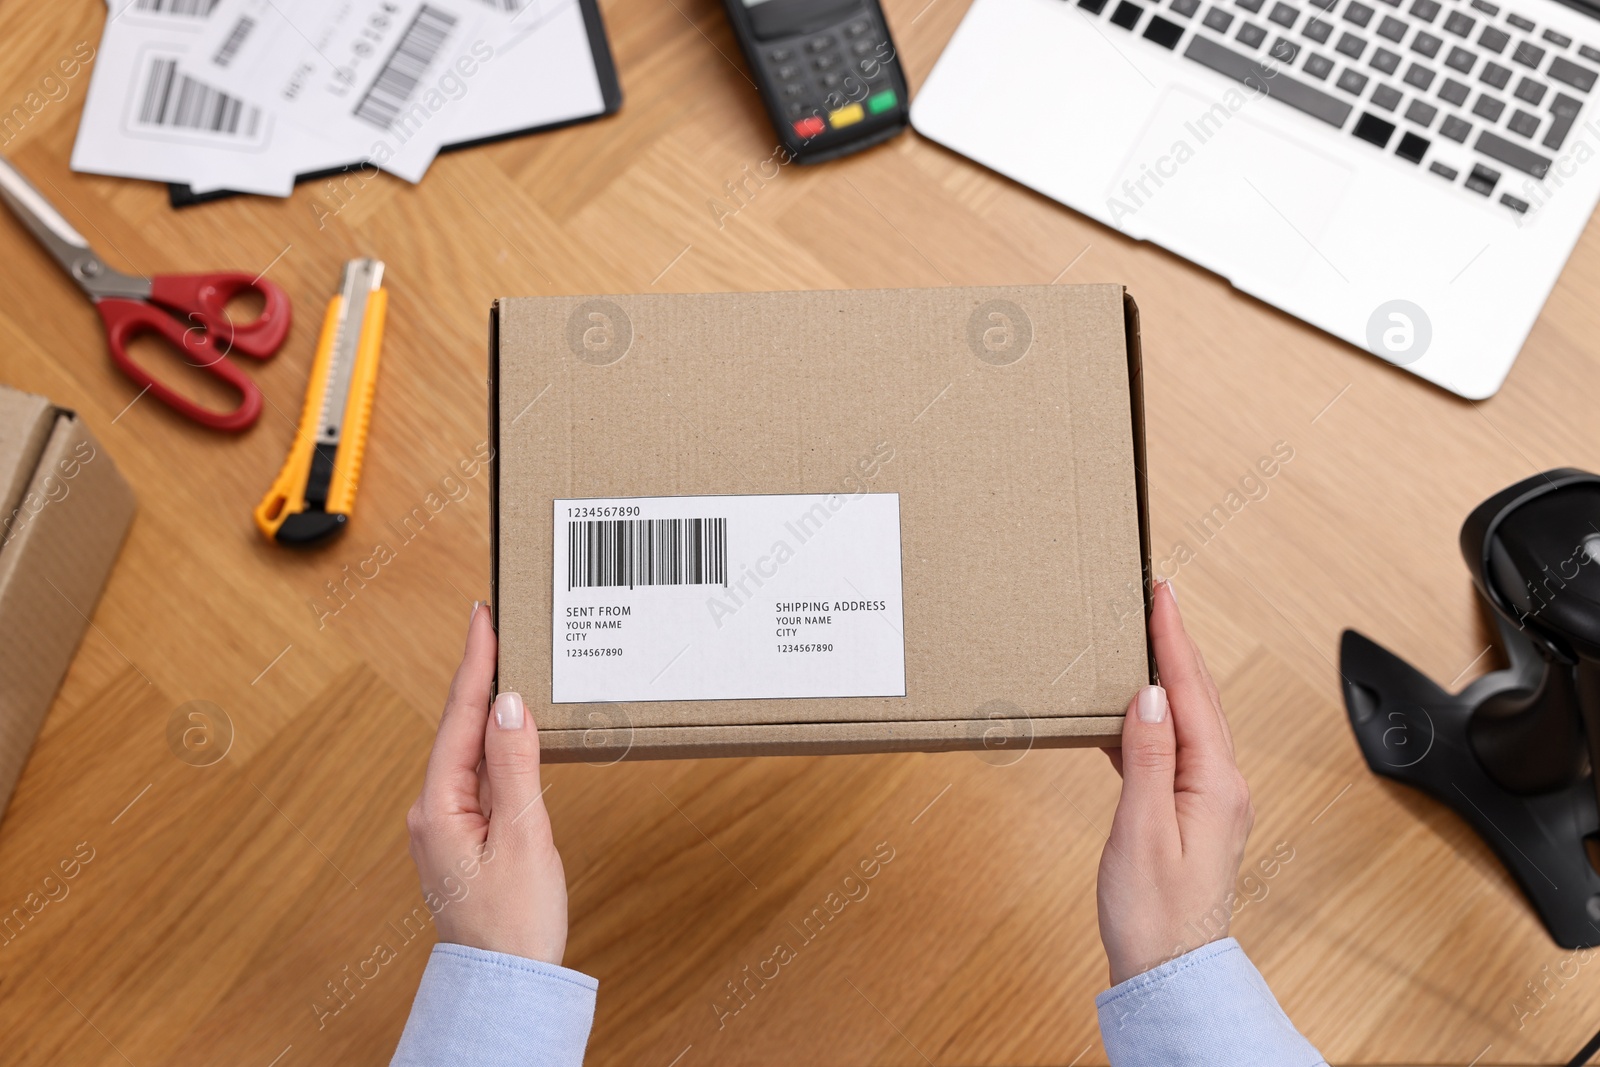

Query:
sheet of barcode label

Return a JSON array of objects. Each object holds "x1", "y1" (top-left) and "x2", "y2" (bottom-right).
[
  {"x1": 173, "y1": 0, "x2": 493, "y2": 182},
  {"x1": 549, "y1": 495, "x2": 906, "y2": 704}
]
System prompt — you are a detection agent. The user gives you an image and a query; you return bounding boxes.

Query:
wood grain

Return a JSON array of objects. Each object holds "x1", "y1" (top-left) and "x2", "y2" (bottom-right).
[{"x1": 1, "y1": 0, "x2": 1599, "y2": 1063}]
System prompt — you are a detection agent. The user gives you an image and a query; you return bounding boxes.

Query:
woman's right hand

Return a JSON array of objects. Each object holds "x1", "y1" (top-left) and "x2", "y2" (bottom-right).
[
  {"x1": 404, "y1": 602, "x2": 570, "y2": 964},
  {"x1": 1095, "y1": 580, "x2": 1255, "y2": 986}
]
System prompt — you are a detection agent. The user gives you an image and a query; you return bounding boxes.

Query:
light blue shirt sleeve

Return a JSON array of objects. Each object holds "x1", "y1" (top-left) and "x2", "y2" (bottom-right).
[
  {"x1": 1096, "y1": 938, "x2": 1325, "y2": 1066},
  {"x1": 391, "y1": 944, "x2": 598, "y2": 1067}
]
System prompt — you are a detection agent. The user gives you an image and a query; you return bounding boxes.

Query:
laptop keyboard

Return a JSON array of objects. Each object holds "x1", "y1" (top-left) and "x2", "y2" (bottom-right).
[{"x1": 1080, "y1": 0, "x2": 1598, "y2": 213}]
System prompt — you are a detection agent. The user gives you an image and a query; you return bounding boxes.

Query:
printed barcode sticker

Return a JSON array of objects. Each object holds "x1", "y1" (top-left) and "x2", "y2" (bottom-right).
[
  {"x1": 567, "y1": 517, "x2": 728, "y2": 590},
  {"x1": 352, "y1": 4, "x2": 459, "y2": 129},
  {"x1": 210, "y1": 16, "x2": 255, "y2": 67},
  {"x1": 131, "y1": 0, "x2": 220, "y2": 15},
  {"x1": 132, "y1": 56, "x2": 264, "y2": 140},
  {"x1": 551, "y1": 494, "x2": 906, "y2": 704}
]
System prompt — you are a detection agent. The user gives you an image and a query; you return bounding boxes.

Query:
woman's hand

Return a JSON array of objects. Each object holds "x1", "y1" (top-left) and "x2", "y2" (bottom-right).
[
  {"x1": 1097, "y1": 580, "x2": 1254, "y2": 986},
  {"x1": 405, "y1": 602, "x2": 569, "y2": 964}
]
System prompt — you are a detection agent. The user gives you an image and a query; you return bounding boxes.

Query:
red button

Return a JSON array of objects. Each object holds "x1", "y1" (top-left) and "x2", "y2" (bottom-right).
[{"x1": 792, "y1": 116, "x2": 825, "y2": 138}]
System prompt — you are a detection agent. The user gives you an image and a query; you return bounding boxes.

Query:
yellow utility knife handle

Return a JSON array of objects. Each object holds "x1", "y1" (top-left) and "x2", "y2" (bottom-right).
[{"x1": 253, "y1": 285, "x2": 387, "y2": 543}]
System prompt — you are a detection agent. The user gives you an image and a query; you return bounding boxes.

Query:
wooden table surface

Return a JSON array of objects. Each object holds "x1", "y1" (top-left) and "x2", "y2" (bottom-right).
[{"x1": 3, "y1": 0, "x2": 1599, "y2": 1063}]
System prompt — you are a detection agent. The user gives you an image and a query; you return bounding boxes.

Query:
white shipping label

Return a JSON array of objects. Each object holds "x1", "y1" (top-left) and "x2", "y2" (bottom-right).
[
  {"x1": 551, "y1": 494, "x2": 906, "y2": 704},
  {"x1": 180, "y1": 0, "x2": 499, "y2": 181}
]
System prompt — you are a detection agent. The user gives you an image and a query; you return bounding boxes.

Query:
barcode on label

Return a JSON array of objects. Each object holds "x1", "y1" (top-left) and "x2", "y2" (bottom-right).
[
  {"x1": 133, "y1": 0, "x2": 220, "y2": 14},
  {"x1": 567, "y1": 518, "x2": 728, "y2": 591},
  {"x1": 136, "y1": 58, "x2": 262, "y2": 137},
  {"x1": 211, "y1": 16, "x2": 256, "y2": 67},
  {"x1": 352, "y1": 4, "x2": 458, "y2": 130}
]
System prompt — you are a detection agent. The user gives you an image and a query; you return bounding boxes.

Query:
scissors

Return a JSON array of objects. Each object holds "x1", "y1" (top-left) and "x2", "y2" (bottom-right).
[{"x1": 0, "y1": 155, "x2": 291, "y2": 432}]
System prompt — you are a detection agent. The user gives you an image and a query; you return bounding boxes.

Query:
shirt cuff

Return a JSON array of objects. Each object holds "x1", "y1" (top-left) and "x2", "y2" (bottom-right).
[
  {"x1": 391, "y1": 944, "x2": 599, "y2": 1067},
  {"x1": 1095, "y1": 938, "x2": 1324, "y2": 1067}
]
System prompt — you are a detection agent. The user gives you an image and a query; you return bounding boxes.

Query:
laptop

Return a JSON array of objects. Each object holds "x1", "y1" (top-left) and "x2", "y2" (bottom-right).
[{"x1": 911, "y1": 0, "x2": 1600, "y2": 397}]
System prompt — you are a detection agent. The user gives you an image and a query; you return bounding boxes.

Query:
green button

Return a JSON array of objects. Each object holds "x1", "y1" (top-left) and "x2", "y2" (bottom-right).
[{"x1": 867, "y1": 90, "x2": 898, "y2": 114}]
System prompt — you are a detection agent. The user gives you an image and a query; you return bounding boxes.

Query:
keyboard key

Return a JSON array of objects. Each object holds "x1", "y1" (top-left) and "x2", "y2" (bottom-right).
[
  {"x1": 1479, "y1": 26, "x2": 1509, "y2": 53},
  {"x1": 1373, "y1": 83, "x2": 1404, "y2": 108},
  {"x1": 1182, "y1": 34, "x2": 1356, "y2": 122},
  {"x1": 1237, "y1": 0, "x2": 1264, "y2": 11},
  {"x1": 1410, "y1": 0, "x2": 1440, "y2": 21},
  {"x1": 1307, "y1": 0, "x2": 1335, "y2": 9},
  {"x1": 1440, "y1": 113, "x2": 1473, "y2": 139},
  {"x1": 1501, "y1": 192, "x2": 1529, "y2": 212},
  {"x1": 1377, "y1": 15, "x2": 1406, "y2": 40},
  {"x1": 1475, "y1": 127, "x2": 1551, "y2": 174},
  {"x1": 1238, "y1": 21, "x2": 1269, "y2": 45},
  {"x1": 1304, "y1": 52, "x2": 1336, "y2": 77},
  {"x1": 1465, "y1": 161, "x2": 1501, "y2": 193},
  {"x1": 1581, "y1": 45, "x2": 1600, "y2": 64},
  {"x1": 1412, "y1": 31, "x2": 1442, "y2": 57},
  {"x1": 1353, "y1": 110, "x2": 1397, "y2": 143},
  {"x1": 1439, "y1": 77, "x2": 1471, "y2": 103},
  {"x1": 1473, "y1": 93, "x2": 1505, "y2": 119},
  {"x1": 1430, "y1": 160, "x2": 1459, "y2": 178},
  {"x1": 1337, "y1": 31, "x2": 1368, "y2": 57},
  {"x1": 1269, "y1": 1, "x2": 1299, "y2": 24},
  {"x1": 1371, "y1": 47, "x2": 1402, "y2": 72},
  {"x1": 1145, "y1": 14, "x2": 1186, "y2": 45},
  {"x1": 1543, "y1": 29, "x2": 1572, "y2": 47},
  {"x1": 1507, "y1": 108, "x2": 1540, "y2": 136},
  {"x1": 1514, "y1": 76, "x2": 1547, "y2": 103},
  {"x1": 1112, "y1": 1, "x2": 1144, "y2": 26},
  {"x1": 1173, "y1": 0, "x2": 1202, "y2": 15},
  {"x1": 1204, "y1": 6, "x2": 1235, "y2": 30},
  {"x1": 1443, "y1": 11, "x2": 1475, "y2": 36},
  {"x1": 1271, "y1": 36, "x2": 1301, "y2": 59},
  {"x1": 1446, "y1": 46, "x2": 1476, "y2": 73},
  {"x1": 1469, "y1": 0, "x2": 1497, "y2": 12},
  {"x1": 1080, "y1": 0, "x2": 1111, "y2": 13},
  {"x1": 1544, "y1": 92, "x2": 1581, "y2": 149},
  {"x1": 1480, "y1": 61, "x2": 1512, "y2": 87},
  {"x1": 1513, "y1": 41, "x2": 1546, "y2": 67},
  {"x1": 1396, "y1": 130, "x2": 1430, "y2": 159},
  {"x1": 1506, "y1": 13, "x2": 1534, "y2": 31},
  {"x1": 1549, "y1": 56, "x2": 1598, "y2": 90},
  {"x1": 1405, "y1": 62, "x2": 1436, "y2": 88},
  {"x1": 1344, "y1": 1, "x2": 1374, "y2": 25},
  {"x1": 1339, "y1": 67, "x2": 1371, "y2": 92},
  {"x1": 808, "y1": 35, "x2": 835, "y2": 51},
  {"x1": 1406, "y1": 98, "x2": 1439, "y2": 123},
  {"x1": 1305, "y1": 17, "x2": 1333, "y2": 41}
]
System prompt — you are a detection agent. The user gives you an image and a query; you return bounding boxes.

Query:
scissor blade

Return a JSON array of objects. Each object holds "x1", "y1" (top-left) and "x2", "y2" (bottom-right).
[
  {"x1": 314, "y1": 258, "x2": 384, "y2": 450},
  {"x1": 0, "y1": 156, "x2": 91, "y2": 260}
]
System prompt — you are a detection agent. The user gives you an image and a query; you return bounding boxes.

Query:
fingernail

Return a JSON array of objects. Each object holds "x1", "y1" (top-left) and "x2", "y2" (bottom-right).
[
  {"x1": 469, "y1": 600, "x2": 483, "y2": 624},
  {"x1": 493, "y1": 691, "x2": 525, "y2": 730},
  {"x1": 1160, "y1": 579, "x2": 1178, "y2": 605},
  {"x1": 1137, "y1": 685, "x2": 1168, "y2": 724}
]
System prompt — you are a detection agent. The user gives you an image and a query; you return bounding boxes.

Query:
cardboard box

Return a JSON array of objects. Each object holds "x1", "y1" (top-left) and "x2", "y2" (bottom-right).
[
  {"x1": 490, "y1": 285, "x2": 1151, "y2": 762},
  {"x1": 0, "y1": 386, "x2": 136, "y2": 817}
]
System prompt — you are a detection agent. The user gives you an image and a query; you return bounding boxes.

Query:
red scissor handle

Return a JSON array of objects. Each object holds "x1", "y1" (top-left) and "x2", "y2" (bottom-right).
[
  {"x1": 148, "y1": 272, "x2": 292, "y2": 360},
  {"x1": 96, "y1": 298, "x2": 264, "y2": 432}
]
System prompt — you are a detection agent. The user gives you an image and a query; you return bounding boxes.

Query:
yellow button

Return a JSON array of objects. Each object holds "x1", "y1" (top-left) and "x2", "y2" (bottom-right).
[{"x1": 828, "y1": 103, "x2": 865, "y2": 128}]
